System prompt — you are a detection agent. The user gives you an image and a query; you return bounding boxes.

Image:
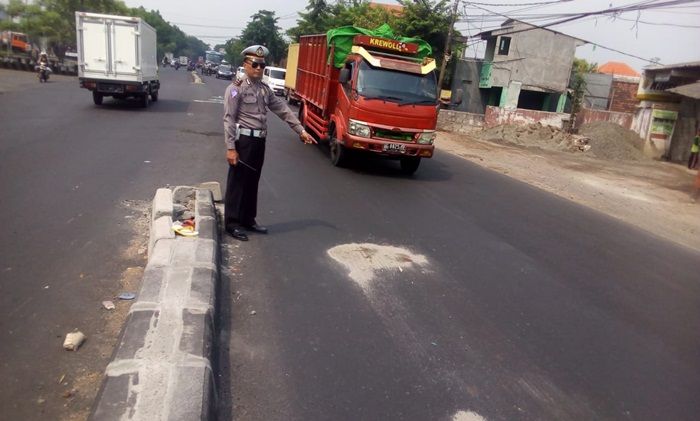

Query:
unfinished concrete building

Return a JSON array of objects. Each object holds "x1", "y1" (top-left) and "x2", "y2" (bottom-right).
[{"x1": 451, "y1": 19, "x2": 585, "y2": 114}]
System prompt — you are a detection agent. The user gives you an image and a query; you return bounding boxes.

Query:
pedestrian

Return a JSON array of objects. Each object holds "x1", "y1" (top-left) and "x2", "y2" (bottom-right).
[
  {"x1": 688, "y1": 129, "x2": 699, "y2": 169},
  {"x1": 223, "y1": 45, "x2": 316, "y2": 241},
  {"x1": 693, "y1": 168, "x2": 700, "y2": 202}
]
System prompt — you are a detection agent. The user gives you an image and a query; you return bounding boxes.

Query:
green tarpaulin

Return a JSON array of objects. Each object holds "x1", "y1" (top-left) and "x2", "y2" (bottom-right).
[{"x1": 326, "y1": 24, "x2": 432, "y2": 68}]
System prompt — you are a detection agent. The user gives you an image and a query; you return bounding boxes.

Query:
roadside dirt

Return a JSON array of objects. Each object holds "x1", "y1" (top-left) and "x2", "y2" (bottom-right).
[
  {"x1": 437, "y1": 126, "x2": 700, "y2": 252},
  {"x1": 56, "y1": 200, "x2": 149, "y2": 421}
]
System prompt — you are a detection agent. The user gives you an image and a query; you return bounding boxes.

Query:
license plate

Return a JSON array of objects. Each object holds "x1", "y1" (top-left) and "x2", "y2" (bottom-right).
[
  {"x1": 383, "y1": 143, "x2": 406, "y2": 153},
  {"x1": 97, "y1": 83, "x2": 123, "y2": 93}
]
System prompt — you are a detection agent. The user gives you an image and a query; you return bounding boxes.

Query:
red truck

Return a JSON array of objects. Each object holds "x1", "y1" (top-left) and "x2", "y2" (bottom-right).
[{"x1": 295, "y1": 29, "x2": 439, "y2": 174}]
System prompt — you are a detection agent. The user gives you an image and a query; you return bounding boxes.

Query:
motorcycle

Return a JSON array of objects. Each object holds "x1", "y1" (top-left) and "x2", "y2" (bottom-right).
[
  {"x1": 174, "y1": 61, "x2": 180, "y2": 70},
  {"x1": 36, "y1": 63, "x2": 51, "y2": 83}
]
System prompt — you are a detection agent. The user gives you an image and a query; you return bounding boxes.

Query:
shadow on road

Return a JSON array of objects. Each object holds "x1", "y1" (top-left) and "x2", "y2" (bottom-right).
[
  {"x1": 311, "y1": 142, "x2": 453, "y2": 182},
  {"x1": 88, "y1": 98, "x2": 190, "y2": 113}
]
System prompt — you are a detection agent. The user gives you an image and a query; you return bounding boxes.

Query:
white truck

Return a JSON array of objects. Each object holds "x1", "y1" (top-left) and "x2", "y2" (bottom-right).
[{"x1": 76, "y1": 12, "x2": 160, "y2": 107}]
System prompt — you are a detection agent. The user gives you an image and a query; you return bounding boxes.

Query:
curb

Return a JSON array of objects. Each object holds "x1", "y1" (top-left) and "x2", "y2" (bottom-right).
[{"x1": 90, "y1": 185, "x2": 220, "y2": 420}]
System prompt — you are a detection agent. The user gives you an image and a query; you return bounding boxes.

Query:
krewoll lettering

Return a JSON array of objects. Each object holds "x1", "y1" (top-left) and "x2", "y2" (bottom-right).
[{"x1": 368, "y1": 37, "x2": 406, "y2": 52}]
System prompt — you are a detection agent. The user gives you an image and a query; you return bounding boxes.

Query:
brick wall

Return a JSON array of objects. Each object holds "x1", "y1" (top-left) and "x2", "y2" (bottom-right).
[
  {"x1": 484, "y1": 106, "x2": 568, "y2": 129},
  {"x1": 578, "y1": 108, "x2": 634, "y2": 130},
  {"x1": 609, "y1": 80, "x2": 639, "y2": 113},
  {"x1": 437, "y1": 109, "x2": 485, "y2": 134}
]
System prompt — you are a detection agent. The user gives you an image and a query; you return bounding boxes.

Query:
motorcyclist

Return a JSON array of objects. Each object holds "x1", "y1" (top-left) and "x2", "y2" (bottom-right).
[
  {"x1": 36, "y1": 51, "x2": 51, "y2": 81},
  {"x1": 38, "y1": 51, "x2": 49, "y2": 65}
]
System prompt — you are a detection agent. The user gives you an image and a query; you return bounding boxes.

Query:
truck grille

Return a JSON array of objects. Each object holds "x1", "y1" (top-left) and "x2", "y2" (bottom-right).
[{"x1": 374, "y1": 129, "x2": 414, "y2": 142}]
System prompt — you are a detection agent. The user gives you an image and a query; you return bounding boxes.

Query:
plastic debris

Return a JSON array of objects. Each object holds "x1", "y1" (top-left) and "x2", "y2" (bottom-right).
[
  {"x1": 172, "y1": 220, "x2": 198, "y2": 237},
  {"x1": 102, "y1": 300, "x2": 115, "y2": 310},
  {"x1": 118, "y1": 292, "x2": 136, "y2": 300},
  {"x1": 63, "y1": 331, "x2": 86, "y2": 351},
  {"x1": 250, "y1": 310, "x2": 256, "y2": 316}
]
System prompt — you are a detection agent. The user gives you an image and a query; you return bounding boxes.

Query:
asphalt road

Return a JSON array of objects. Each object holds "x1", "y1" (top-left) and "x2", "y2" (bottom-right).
[
  {"x1": 0, "y1": 67, "x2": 229, "y2": 420},
  {"x1": 2, "y1": 68, "x2": 698, "y2": 421},
  {"x1": 217, "y1": 90, "x2": 700, "y2": 419}
]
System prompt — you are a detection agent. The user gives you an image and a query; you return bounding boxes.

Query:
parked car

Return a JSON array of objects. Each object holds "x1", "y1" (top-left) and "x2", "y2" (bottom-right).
[
  {"x1": 236, "y1": 66, "x2": 245, "y2": 80},
  {"x1": 216, "y1": 64, "x2": 233, "y2": 80}
]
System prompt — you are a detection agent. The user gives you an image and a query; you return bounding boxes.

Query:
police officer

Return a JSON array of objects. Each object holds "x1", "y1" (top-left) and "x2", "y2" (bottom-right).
[{"x1": 223, "y1": 45, "x2": 316, "y2": 241}]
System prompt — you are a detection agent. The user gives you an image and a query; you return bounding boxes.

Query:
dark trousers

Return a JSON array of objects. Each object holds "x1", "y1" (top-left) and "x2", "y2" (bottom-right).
[
  {"x1": 689, "y1": 152, "x2": 698, "y2": 169},
  {"x1": 224, "y1": 134, "x2": 266, "y2": 230}
]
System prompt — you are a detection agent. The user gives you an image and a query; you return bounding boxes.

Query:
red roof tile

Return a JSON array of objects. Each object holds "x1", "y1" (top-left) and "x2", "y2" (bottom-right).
[{"x1": 597, "y1": 61, "x2": 640, "y2": 77}]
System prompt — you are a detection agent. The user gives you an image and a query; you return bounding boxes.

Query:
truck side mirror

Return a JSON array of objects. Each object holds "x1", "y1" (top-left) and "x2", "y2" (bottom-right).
[{"x1": 339, "y1": 68, "x2": 350, "y2": 84}]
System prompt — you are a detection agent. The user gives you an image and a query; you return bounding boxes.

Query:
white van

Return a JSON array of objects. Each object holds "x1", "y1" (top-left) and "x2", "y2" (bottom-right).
[{"x1": 262, "y1": 66, "x2": 286, "y2": 95}]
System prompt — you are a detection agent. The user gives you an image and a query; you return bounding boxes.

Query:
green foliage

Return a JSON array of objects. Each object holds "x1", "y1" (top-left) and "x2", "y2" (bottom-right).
[
  {"x1": 287, "y1": 0, "x2": 333, "y2": 41},
  {"x1": 234, "y1": 10, "x2": 287, "y2": 65},
  {"x1": 286, "y1": 0, "x2": 460, "y2": 83},
  {"x1": 572, "y1": 57, "x2": 598, "y2": 75},
  {"x1": 131, "y1": 7, "x2": 208, "y2": 60}
]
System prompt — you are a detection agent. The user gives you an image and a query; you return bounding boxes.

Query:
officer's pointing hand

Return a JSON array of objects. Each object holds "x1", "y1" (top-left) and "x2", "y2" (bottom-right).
[
  {"x1": 226, "y1": 149, "x2": 239, "y2": 166},
  {"x1": 300, "y1": 131, "x2": 317, "y2": 145}
]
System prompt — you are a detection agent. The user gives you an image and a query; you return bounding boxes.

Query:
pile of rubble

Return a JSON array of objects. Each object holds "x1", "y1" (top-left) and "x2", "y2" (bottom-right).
[{"x1": 475, "y1": 121, "x2": 647, "y2": 161}]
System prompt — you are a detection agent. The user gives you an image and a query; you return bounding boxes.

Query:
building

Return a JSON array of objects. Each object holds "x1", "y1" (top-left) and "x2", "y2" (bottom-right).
[
  {"x1": 450, "y1": 19, "x2": 585, "y2": 115},
  {"x1": 632, "y1": 61, "x2": 700, "y2": 162},
  {"x1": 583, "y1": 61, "x2": 640, "y2": 113}
]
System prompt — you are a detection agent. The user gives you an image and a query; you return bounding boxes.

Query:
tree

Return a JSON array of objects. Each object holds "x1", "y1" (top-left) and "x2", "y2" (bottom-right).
[
  {"x1": 572, "y1": 57, "x2": 598, "y2": 75},
  {"x1": 330, "y1": 1, "x2": 398, "y2": 30},
  {"x1": 287, "y1": 0, "x2": 398, "y2": 41},
  {"x1": 237, "y1": 10, "x2": 287, "y2": 65},
  {"x1": 287, "y1": 0, "x2": 332, "y2": 41},
  {"x1": 395, "y1": 1, "x2": 455, "y2": 69}
]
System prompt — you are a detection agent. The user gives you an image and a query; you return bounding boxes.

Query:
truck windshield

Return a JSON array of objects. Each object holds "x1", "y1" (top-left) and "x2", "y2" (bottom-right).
[
  {"x1": 356, "y1": 61, "x2": 438, "y2": 105},
  {"x1": 270, "y1": 69, "x2": 285, "y2": 79}
]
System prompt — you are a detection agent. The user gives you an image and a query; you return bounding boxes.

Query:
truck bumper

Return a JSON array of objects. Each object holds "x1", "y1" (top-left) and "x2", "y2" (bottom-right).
[
  {"x1": 79, "y1": 78, "x2": 160, "y2": 95},
  {"x1": 341, "y1": 133, "x2": 434, "y2": 158}
]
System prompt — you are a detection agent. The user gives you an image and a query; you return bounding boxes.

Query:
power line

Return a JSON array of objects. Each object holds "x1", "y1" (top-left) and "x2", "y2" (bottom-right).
[{"x1": 466, "y1": 0, "x2": 572, "y2": 5}]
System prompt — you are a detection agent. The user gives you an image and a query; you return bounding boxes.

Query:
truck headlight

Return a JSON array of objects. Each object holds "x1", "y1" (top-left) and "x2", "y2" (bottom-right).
[
  {"x1": 348, "y1": 120, "x2": 371, "y2": 138},
  {"x1": 417, "y1": 130, "x2": 436, "y2": 145}
]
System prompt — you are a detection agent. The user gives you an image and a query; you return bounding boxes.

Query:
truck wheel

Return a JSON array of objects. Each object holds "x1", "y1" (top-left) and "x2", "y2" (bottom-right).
[
  {"x1": 298, "y1": 104, "x2": 305, "y2": 129},
  {"x1": 400, "y1": 157, "x2": 421, "y2": 175},
  {"x1": 140, "y1": 92, "x2": 150, "y2": 108},
  {"x1": 151, "y1": 90, "x2": 158, "y2": 102},
  {"x1": 93, "y1": 91, "x2": 103, "y2": 105},
  {"x1": 329, "y1": 127, "x2": 348, "y2": 167}
]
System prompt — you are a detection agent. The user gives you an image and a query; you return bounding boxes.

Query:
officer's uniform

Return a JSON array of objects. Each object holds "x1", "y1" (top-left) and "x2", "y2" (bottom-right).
[{"x1": 223, "y1": 45, "x2": 305, "y2": 235}]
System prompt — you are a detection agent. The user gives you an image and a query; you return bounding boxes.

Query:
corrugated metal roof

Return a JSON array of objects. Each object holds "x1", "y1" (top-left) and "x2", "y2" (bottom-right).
[
  {"x1": 644, "y1": 61, "x2": 700, "y2": 71},
  {"x1": 666, "y1": 82, "x2": 700, "y2": 99}
]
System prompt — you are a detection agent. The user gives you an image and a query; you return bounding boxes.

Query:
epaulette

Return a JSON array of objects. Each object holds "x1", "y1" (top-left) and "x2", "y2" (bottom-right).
[{"x1": 233, "y1": 77, "x2": 243, "y2": 87}]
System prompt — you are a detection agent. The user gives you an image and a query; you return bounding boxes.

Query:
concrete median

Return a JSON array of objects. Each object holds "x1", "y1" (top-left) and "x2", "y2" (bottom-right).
[{"x1": 90, "y1": 186, "x2": 220, "y2": 420}]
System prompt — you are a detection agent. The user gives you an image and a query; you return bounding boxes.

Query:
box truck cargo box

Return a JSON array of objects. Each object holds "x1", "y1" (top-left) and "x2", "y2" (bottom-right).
[{"x1": 76, "y1": 12, "x2": 160, "y2": 107}]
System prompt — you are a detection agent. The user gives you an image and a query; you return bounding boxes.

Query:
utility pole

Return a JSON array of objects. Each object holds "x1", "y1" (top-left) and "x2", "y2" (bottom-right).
[{"x1": 437, "y1": 0, "x2": 460, "y2": 94}]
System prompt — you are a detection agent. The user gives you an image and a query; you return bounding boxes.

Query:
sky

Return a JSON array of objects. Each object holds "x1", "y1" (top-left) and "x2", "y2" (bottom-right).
[{"x1": 119, "y1": 0, "x2": 700, "y2": 71}]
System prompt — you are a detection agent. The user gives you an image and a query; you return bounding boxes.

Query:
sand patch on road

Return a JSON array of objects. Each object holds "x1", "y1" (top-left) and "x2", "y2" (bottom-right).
[{"x1": 327, "y1": 243, "x2": 428, "y2": 293}]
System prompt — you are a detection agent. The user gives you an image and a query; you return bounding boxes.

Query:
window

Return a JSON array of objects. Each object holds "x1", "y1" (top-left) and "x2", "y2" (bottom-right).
[
  {"x1": 342, "y1": 62, "x2": 354, "y2": 94},
  {"x1": 497, "y1": 37, "x2": 511, "y2": 55}
]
